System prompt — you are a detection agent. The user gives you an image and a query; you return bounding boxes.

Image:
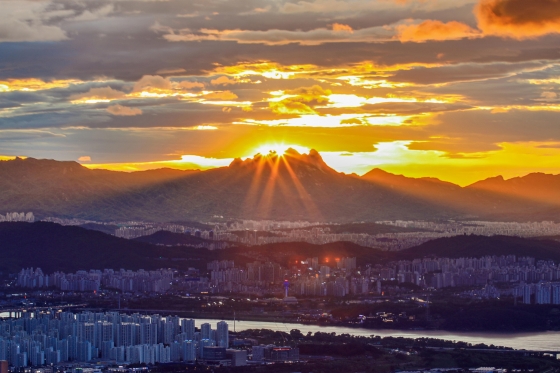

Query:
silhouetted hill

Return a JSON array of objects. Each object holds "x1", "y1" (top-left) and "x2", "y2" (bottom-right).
[
  {"x1": 2, "y1": 154, "x2": 560, "y2": 222},
  {"x1": 361, "y1": 168, "x2": 559, "y2": 220},
  {"x1": 0, "y1": 222, "x2": 222, "y2": 273},
  {"x1": 134, "y1": 231, "x2": 213, "y2": 246},
  {"x1": 4, "y1": 223, "x2": 560, "y2": 276},
  {"x1": 0, "y1": 222, "x2": 389, "y2": 273},
  {"x1": 399, "y1": 235, "x2": 560, "y2": 261},
  {"x1": 0, "y1": 152, "x2": 455, "y2": 222},
  {"x1": 78, "y1": 223, "x2": 119, "y2": 235},
  {"x1": 242, "y1": 235, "x2": 560, "y2": 266},
  {"x1": 468, "y1": 173, "x2": 560, "y2": 203},
  {"x1": 466, "y1": 173, "x2": 560, "y2": 220},
  {"x1": 229, "y1": 241, "x2": 391, "y2": 267}
]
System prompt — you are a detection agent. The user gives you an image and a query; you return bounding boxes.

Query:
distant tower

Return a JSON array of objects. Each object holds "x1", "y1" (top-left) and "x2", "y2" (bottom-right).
[{"x1": 283, "y1": 280, "x2": 290, "y2": 298}]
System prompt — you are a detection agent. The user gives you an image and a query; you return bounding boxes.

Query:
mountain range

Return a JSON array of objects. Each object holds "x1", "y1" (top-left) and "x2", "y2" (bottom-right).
[{"x1": 1, "y1": 150, "x2": 559, "y2": 222}]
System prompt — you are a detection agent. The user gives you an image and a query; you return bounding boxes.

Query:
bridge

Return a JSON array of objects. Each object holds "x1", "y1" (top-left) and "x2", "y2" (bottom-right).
[{"x1": 0, "y1": 304, "x2": 87, "y2": 318}]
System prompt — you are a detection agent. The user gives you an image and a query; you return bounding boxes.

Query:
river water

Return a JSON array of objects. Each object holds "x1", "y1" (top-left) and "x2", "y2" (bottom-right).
[
  {"x1": 194, "y1": 318, "x2": 560, "y2": 352},
  {"x1": 3, "y1": 312, "x2": 558, "y2": 352}
]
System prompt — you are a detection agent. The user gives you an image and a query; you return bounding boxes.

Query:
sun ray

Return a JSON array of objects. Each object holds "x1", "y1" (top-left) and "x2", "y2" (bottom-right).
[{"x1": 280, "y1": 154, "x2": 324, "y2": 221}]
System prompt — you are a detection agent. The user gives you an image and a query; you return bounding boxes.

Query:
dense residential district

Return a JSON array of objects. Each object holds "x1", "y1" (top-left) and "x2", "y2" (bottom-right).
[
  {"x1": 0, "y1": 311, "x2": 294, "y2": 368},
  {"x1": 42, "y1": 215, "x2": 560, "y2": 251},
  {"x1": 16, "y1": 255, "x2": 560, "y2": 304}
]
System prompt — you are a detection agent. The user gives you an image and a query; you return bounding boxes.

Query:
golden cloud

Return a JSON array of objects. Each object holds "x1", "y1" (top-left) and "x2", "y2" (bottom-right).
[
  {"x1": 107, "y1": 105, "x2": 143, "y2": 116},
  {"x1": 475, "y1": 0, "x2": 560, "y2": 39},
  {"x1": 396, "y1": 20, "x2": 482, "y2": 42},
  {"x1": 204, "y1": 90, "x2": 239, "y2": 100},
  {"x1": 269, "y1": 85, "x2": 332, "y2": 115},
  {"x1": 133, "y1": 75, "x2": 172, "y2": 92},
  {"x1": 176, "y1": 81, "x2": 205, "y2": 89},
  {"x1": 332, "y1": 23, "x2": 353, "y2": 33},
  {"x1": 0, "y1": 78, "x2": 79, "y2": 92},
  {"x1": 211, "y1": 76, "x2": 238, "y2": 85},
  {"x1": 69, "y1": 87, "x2": 127, "y2": 103}
]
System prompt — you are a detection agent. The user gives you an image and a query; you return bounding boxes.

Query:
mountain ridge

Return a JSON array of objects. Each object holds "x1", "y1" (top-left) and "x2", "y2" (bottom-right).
[{"x1": 2, "y1": 152, "x2": 560, "y2": 222}]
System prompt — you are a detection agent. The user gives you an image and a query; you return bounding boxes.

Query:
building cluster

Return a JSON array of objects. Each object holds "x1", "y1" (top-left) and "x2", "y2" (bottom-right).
[
  {"x1": 38, "y1": 217, "x2": 560, "y2": 253},
  {"x1": 222, "y1": 220, "x2": 560, "y2": 251},
  {"x1": 516, "y1": 282, "x2": 560, "y2": 304},
  {"x1": 377, "y1": 255, "x2": 560, "y2": 291},
  {"x1": 17, "y1": 269, "x2": 175, "y2": 294},
  {"x1": 19, "y1": 254, "x2": 560, "y2": 300},
  {"x1": 114, "y1": 225, "x2": 229, "y2": 250},
  {"x1": 200, "y1": 255, "x2": 560, "y2": 298},
  {"x1": 381, "y1": 220, "x2": 560, "y2": 238},
  {"x1": 0, "y1": 311, "x2": 299, "y2": 369},
  {"x1": 228, "y1": 220, "x2": 319, "y2": 231},
  {"x1": 252, "y1": 345, "x2": 299, "y2": 362},
  {"x1": 205, "y1": 257, "x2": 363, "y2": 297},
  {"x1": 222, "y1": 228, "x2": 446, "y2": 251},
  {"x1": 114, "y1": 227, "x2": 161, "y2": 240},
  {"x1": 0, "y1": 212, "x2": 34, "y2": 223},
  {"x1": 114, "y1": 224, "x2": 203, "y2": 240},
  {"x1": 15, "y1": 257, "x2": 367, "y2": 298}
]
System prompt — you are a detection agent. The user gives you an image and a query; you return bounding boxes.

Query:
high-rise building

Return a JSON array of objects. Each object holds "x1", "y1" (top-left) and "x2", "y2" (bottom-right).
[
  {"x1": 181, "y1": 319, "x2": 195, "y2": 340},
  {"x1": 216, "y1": 321, "x2": 229, "y2": 348},
  {"x1": 200, "y1": 323, "x2": 212, "y2": 340},
  {"x1": 182, "y1": 341, "x2": 196, "y2": 362},
  {"x1": 553, "y1": 285, "x2": 560, "y2": 305}
]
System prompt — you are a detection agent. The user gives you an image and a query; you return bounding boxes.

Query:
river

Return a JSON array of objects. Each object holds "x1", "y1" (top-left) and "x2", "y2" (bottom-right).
[
  {"x1": 194, "y1": 318, "x2": 560, "y2": 352},
  {"x1": 3, "y1": 312, "x2": 559, "y2": 352}
]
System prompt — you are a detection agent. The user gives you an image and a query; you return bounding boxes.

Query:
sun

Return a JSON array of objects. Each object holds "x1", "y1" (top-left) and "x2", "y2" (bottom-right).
[{"x1": 251, "y1": 143, "x2": 309, "y2": 157}]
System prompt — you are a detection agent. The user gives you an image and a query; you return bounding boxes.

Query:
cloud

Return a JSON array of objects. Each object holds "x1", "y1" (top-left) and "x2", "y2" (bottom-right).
[
  {"x1": 540, "y1": 91, "x2": 558, "y2": 101},
  {"x1": 157, "y1": 68, "x2": 187, "y2": 75},
  {"x1": 211, "y1": 76, "x2": 238, "y2": 85},
  {"x1": 157, "y1": 25, "x2": 395, "y2": 45},
  {"x1": 475, "y1": 0, "x2": 560, "y2": 39},
  {"x1": 204, "y1": 91, "x2": 238, "y2": 100},
  {"x1": 133, "y1": 75, "x2": 172, "y2": 92},
  {"x1": 78, "y1": 156, "x2": 91, "y2": 162},
  {"x1": 177, "y1": 81, "x2": 205, "y2": 89},
  {"x1": 0, "y1": 1, "x2": 68, "y2": 42},
  {"x1": 71, "y1": 4, "x2": 114, "y2": 22},
  {"x1": 0, "y1": 130, "x2": 64, "y2": 141},
  {"x1": 279, "y1": 0, "x2": 472, "y2": 14},
  {"x1": 107, "y1": 105, "x2": 143, "y2": 116},
  {"x1": 388, "y1": 61, "x2": 547, "y2": 85},
  {"x1": 69, "y1": 87, "x2": 127, "y2": 101},
  {"x1": 332, "y1": 23, "x2": 353, "y2": 33},
  {"x1": 396, "y1": 20, "x2": 482, "y2": 42},
  {"x1": 269, "y1": 85, "x2": 331, "y2": 114}
]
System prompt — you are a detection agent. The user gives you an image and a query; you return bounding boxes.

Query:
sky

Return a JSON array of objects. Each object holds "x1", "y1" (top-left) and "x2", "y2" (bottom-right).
[{"x1": 1, "y1": 0, "x2": 560, "y2": 185}]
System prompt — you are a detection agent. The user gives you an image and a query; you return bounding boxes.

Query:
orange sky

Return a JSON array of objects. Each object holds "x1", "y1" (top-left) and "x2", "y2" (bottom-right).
[{"x1": 1, "y1": 0, "x2": 560, "y2": 185}]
